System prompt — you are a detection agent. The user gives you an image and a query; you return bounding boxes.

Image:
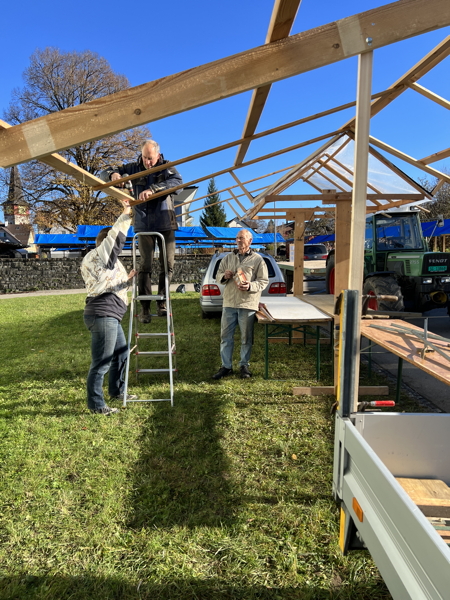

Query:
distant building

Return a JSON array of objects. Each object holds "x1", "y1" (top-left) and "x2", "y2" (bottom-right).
[{"x1": 1, "y1": 166, "x2": 34, "y2": 253}]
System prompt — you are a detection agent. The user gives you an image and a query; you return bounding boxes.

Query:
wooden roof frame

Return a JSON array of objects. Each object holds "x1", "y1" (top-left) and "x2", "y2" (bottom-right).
[{"x1": 0, "y1": 0, "x2": 449, "y2": 224}]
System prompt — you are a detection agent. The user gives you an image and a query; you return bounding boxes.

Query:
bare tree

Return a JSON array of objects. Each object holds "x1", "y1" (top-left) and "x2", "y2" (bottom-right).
[
  {"x1": 419, "y1": 173, "x2": 450, "y2": 222},
  {"x1": 2, "y1": 47, "x2": 151, "y2": 231}
]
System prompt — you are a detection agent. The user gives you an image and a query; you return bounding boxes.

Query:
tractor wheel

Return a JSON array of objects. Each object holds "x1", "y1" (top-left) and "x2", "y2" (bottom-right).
[
  {"x1": 363, "y1": 276, "x2": 404, "y2": 311},
  {"x1": 325, "y1": 254, "x2": 335, "y2": 295}
]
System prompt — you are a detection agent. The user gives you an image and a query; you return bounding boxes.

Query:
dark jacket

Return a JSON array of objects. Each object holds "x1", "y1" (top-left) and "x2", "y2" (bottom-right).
[{"x1": 101, "y1": 154, "x2": 183, "y2": 233}]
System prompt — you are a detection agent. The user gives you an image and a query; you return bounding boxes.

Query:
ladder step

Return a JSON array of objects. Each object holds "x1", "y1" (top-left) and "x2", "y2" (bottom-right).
[
  {"x1": 136, "y1": 295, "x2": 166, "y2": 301},
  {"x1": 124, "y1": 398, "x2": 172, "y2": 403},
  {"x1": 136, "y1": 333, "x2": 169, "y2": 338},
  {"x1": 136, "y1": 351, "x2": 172, "y2": 356},
  {"x1": 137, "y1": 368, "x2": 177, "y2": 373}
]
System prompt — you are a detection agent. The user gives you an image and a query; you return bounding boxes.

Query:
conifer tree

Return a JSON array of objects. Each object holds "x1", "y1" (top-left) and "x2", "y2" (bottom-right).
[{"x1": 200, "y1": 178, "x2": 227, "y2": 228}]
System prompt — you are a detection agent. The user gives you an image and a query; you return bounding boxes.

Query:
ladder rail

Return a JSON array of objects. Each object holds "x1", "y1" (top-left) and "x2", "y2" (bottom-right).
[{"x1": 123, "y1": 232, "x2": 175, "y2": 407}]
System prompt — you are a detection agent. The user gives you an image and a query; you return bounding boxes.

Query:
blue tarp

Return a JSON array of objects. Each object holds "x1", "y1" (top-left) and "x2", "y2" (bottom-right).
[
  {"x1": 310, "y1": 219, "x2": 450, "y2": 244},
  {"x1": 34, "y1": 233, "x2": 81, "y2": 247},
  {"x1": 204, "y1": 227, "x2": 285, "y2": 244}
]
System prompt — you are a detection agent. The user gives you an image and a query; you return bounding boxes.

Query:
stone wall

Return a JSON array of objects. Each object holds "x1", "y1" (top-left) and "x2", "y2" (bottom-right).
[{"x1": 0, "y1": 255, "x2": 212, "y2": 294}]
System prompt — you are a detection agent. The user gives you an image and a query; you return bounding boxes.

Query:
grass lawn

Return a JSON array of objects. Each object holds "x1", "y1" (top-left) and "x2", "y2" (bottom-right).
[{"x1": 0, "y1": 292, "x2": 424, "y2": 599}]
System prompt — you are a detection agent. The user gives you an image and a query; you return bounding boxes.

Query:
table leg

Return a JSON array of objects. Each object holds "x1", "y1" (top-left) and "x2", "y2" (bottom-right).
[
  {"x1": 264, "y1": 324, "x2": 269, "y2": 380},
  {"x1": 396, "y1": 357, "x2": 403, "y2": 403}
]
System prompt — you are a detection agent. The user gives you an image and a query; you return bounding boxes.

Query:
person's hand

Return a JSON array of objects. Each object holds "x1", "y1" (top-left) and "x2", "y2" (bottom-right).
[
  {"x1": 138, "y1": 189, "x2": 154, "y2": 202},
  {"x1": 128, "y1": 269, "x2": 137, "y2": 280},
  {"x1": 121, "y1": 198, "x2": 132, "y2": 215},
  {"x1": 238, "y1": 281, "x2": 250, "y2": 291},
  {"x1": 111, "y1": 172, "x2": 123, "y2": 186},
  {"x1": 224, "y1": 270, "x2": 234, "y2": 280}
]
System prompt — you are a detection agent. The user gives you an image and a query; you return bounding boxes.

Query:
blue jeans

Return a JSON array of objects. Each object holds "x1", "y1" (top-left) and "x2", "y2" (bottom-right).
[
  {"x1": 84, "y1": 315, "x2": 128, "y2": 411},
  {"x1": 220, "y1": 307, "x2": 255, "y2": 369}
]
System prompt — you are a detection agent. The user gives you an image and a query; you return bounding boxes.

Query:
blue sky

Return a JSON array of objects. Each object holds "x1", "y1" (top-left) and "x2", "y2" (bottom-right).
[{"x1": 1, "y1": 0, "x2": 449, "y2": 225}]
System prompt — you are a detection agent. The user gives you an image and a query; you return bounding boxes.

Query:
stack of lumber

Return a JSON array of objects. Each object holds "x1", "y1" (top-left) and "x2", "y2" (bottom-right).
[{"x1": 396, "y1": 478, "x2": 450, "y2": 544}]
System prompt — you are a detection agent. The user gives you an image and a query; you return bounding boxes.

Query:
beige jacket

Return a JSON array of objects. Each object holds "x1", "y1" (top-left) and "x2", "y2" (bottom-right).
[{"x1": 217, "y1": 249, "x2": 269, "y2": 311}]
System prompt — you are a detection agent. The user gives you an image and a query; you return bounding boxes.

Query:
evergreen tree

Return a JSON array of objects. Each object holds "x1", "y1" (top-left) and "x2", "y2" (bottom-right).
[{"x1": 200, "y1": 178, "x2": 227, "y2": 228}]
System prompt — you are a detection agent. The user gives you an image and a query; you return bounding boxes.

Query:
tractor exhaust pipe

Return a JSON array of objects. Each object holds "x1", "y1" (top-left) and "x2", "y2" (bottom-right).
[{"x1": 430, "y1": 290, "x2": 448, "y2": 305}]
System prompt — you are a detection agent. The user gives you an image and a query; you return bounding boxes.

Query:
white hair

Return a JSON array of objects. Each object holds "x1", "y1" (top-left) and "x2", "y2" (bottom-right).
[{"x1": 141, "y1": 139, "x2": 160, "y2": 154}]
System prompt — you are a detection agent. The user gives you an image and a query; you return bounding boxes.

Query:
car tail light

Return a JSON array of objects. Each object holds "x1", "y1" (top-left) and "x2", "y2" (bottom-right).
[
  {"x1": 202, "y1": 284, "x2": 221, "y2": 296},
  {"x1": 321, "y1": 254, "x2": 328, "y2": 259},
  {"x1": 268, "y1": 282, "x2": 287, "y2": 294}
]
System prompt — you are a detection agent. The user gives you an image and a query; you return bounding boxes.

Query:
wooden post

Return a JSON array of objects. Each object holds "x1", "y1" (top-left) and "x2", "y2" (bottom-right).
[
  {"x1": 293, "y1": 211, "x2": 306, "y2": 297},
  {"x1": 334, "y1": 198, "x2": 352, "y2": 299},
  {"x1": 348, "y1": 51, "x2": 373, "y2": 412}
]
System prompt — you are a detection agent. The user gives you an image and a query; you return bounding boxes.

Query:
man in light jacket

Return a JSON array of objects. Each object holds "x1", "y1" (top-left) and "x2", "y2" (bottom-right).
[{"x1": 213, "y1": 229, "x2": 268, "y2": 380}]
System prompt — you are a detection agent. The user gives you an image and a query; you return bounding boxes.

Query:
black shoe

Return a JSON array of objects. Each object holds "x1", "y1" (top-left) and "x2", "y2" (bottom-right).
[
  {"x1": 240, "y1": 365, "x2": 252, "y2": 379},
  {"x1": 212, "y1": 367, "x2": 233, "y2": 380},
  {"x1": 157, "y1": 302, "x2": 167, "y2": 317},
  {"x1": 91, "y1": 406, "x2": 119, "y2": 415},
  {"x1": 138, "y1": 312, "x2": 151, "y2": 324}
]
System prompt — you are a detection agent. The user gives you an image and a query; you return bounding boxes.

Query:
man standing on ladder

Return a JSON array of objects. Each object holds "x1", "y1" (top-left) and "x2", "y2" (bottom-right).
[{"x1": 100, "y1": 140, "x2": 183, "y2": 323}]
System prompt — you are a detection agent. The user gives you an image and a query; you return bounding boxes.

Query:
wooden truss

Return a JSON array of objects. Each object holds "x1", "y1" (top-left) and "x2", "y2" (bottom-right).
[{"x1": 1, "y1": 0, "x2": 450, "y2": 310}]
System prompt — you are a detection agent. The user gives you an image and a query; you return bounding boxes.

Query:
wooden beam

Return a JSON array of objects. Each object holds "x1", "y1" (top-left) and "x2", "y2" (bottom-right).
[
  {"x1": 247, "y1": 134, "x2": 344, "y2": 218},
  {"x1": 0, "y1": 119, "x2": 132, "y2": 203},
  {"x1": 228, "y1": 188, "x2": 248, "y2": 213},
  {"x1": 369, "y1": 136, "x2": 450, "y2": 186},
  {"x1": 234, "y1": 0, "x2": 302, "y2": 166},
  {"x1": 341, "y1": 35, "x2": 450, "y2": 131},
  {"x1": 2, "y1": 0, "x2": 449, "y2": 166},
  {"x1": 419, "y1": 147, "x2": 450, "y2": 165},
  {"x1": 229, "y1": 171, "x2": 254, "y2": 202},
  {"x1": 408, "y1": 82, "x2": 450, "y2": 110}
]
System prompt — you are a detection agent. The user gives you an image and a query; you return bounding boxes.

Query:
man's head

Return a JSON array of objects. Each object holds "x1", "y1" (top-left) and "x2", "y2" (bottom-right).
[
  {"x1": 141, "y1": 140, "x2": 161, "y2": 169},
  {"x1": 96, "y1": 227, "x2": 111, "y2": 247},
  {"x1": 236, "y1": 229, "x2": 253, "y2": 254}
]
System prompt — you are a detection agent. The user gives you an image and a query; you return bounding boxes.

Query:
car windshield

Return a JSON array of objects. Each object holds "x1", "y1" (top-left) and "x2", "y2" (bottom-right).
[{"x1": 374, "y1": 214, "x2": 424, "y2": 251}]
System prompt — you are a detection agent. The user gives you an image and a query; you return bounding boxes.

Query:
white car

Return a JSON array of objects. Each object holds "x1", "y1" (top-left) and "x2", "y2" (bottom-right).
[{"x1": 200, "y1": 251, "x2": 286, "y2": 318}]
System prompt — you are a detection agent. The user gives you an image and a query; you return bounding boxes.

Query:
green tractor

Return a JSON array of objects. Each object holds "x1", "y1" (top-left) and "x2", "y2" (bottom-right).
[{"x1": 325, "y1": 208, "x2": 450, "y2": 313}]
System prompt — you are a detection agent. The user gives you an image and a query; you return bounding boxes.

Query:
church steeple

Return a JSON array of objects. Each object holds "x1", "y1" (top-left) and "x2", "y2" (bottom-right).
[{"x1": 2, "y1": 166, "x2": 30, "y2": 225}]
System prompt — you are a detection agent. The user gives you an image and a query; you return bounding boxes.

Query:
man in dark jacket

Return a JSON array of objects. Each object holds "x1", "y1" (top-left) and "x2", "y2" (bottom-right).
[{"x1": 100, "y1": 140, "x2": 182, "y2": 323}]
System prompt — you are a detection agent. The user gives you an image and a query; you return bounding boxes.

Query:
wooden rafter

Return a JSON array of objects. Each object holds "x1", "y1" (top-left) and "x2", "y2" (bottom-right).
[
  {"x1": 234, "y1": 0, "x2": 302, "y2": 166},
  {"x1": 419, "y1": 147, "x2": 450, "y2": 165},
  {"x1": 369, "y1": 136, "x2": 450, "y2": 186},
  {"x1": 1, "y1": 0, "x2": 449, "y2": 168},
  {"x1": 408, "y1": 82, "x2": 450, "y2": 111},
  {"x1": 341, "y1": 35, "x2": 450, "y2": 131},
  {"x1": 0, "y1": 120, "x2": 132, "y2": 203}
]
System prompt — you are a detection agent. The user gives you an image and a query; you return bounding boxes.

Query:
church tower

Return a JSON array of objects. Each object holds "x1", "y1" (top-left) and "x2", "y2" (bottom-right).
[{"x1": 2, "y1": 166, "x2": 30, "y2": 226}]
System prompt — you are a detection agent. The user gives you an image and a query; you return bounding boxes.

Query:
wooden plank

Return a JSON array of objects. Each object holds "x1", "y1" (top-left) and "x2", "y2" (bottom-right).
[
  {"x1": 396, "y1": 478, "x2": 450, "y2": 501},
  {"x1": 2, "y1": 0, "x2": 449, "y2": 166},
  {"x1": 229, "y1": 171, "x2": 255, "y2": 202},
  {"x1": 341, "y1": 35, "x2": 450, "y2": 130},
  {"x1": 247, "y1": 134, "x2": 344, "y2": 218},
  {"x1": 293, "y1": 385, "x2": 389, "y2": 396},
  {"x1": 419, "y1": 147, "x2": 450, "y2": 165},
  {"x1": 360, "y1": 319, "x2": 450, "y2": 386},
  {"x1": 234, "y1": 0, "x2": 302, "y2": 166},
  {"x1": 408, "y1": 82, "x2": 450, "y2": 111},
  {"x1": 0, "y1": 119, "x2": 132, "y2": 203},
  {"x1": 369, "y1": 136, "x2": 450, "y2": 186}
]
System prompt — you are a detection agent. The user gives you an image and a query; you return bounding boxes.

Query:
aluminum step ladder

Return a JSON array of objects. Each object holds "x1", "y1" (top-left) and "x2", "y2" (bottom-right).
[{"x1": 123, "y1": 232, "x2": 176, "y2": 407}]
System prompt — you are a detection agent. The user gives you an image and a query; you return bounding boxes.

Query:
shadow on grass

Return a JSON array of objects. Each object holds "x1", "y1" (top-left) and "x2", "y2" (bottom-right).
[
  {"x1": 0, "y1": 574, "x2": 391, "y2": 600},
  {"x1": 129, "y1": 389, "x2": 238, "y2": 529}
]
